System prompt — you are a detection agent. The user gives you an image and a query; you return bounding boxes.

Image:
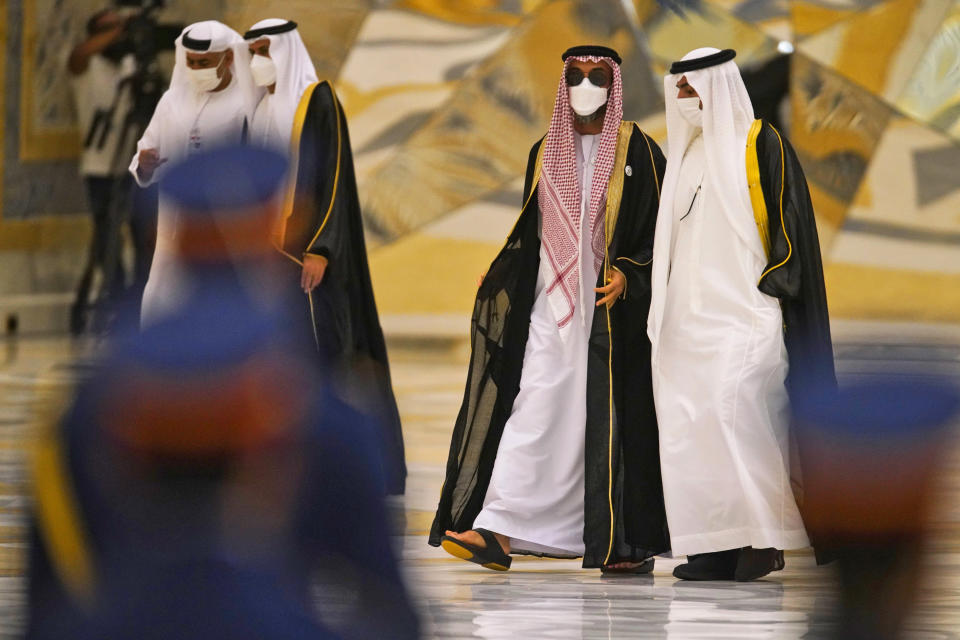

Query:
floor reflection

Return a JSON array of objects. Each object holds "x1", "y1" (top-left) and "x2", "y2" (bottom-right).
[
  {"x1": 402, "y1": 553, "x2": 849, "y2": 639},
  {"x1": 2, "y1": 334, "x2": 960, "y2": 638}
]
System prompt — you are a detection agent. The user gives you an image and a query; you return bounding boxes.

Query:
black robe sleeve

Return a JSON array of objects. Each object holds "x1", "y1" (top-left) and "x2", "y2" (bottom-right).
[
  {"x1": 283, "y1": 81, "x2": 407, "y2": 496},
  {"x1": 612, "y1": 127, "x2": 666, "y2": 303},
  {"x1": 592, "y1": 126, "x2": 670, "y2": 564},
  {"x1": 755, "y1": 122, "x2": 837, "y2": 566},
  {"x1": 755, "y1": 121, "x2": 837, "y2": 397}
]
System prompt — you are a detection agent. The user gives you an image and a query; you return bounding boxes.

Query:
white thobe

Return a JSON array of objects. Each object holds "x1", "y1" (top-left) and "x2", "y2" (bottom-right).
[
  {"x1": 129, "y1": 77, "x2": 249, "y2": 326},
  {"x1": 473, "y1": 133, "x2": 600, "y2": 556},
  {"x1": 250, "y1": 92, "x2": 290, "y2": 151},
  {"x1": 653, "y1": 132, "x2": 809, "y2": 557}
]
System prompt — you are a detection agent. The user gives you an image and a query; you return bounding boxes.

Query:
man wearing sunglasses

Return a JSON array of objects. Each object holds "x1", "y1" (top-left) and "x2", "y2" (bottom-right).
[{"x1": 431, "y1": 46, "x2": 669, "y2": 573}]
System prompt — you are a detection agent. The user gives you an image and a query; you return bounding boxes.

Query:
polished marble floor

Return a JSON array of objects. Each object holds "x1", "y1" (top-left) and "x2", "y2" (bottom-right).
[{"x1": 2, "y1": 328, "x2": 960, "y2": 638}]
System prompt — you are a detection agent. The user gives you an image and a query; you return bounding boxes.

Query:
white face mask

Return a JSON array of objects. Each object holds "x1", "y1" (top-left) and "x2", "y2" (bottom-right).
[
  {"x1": 569, "y1": 79, "x2": 609, "y2": 117},
  {"x1": 187, "y1": 55, "x2": 226, "y2": 93},
  {"x1": 250, "y1": 54, "x2": 277, "y2": 87},
  {"x1": 677, "y1": 96, "x2": 703, "y2": 128}
]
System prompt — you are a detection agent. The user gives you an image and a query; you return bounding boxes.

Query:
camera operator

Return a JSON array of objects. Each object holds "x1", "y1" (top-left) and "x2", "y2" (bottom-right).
[{"x1": 68, "y1": 7, "x2": 158, "y2": 333}]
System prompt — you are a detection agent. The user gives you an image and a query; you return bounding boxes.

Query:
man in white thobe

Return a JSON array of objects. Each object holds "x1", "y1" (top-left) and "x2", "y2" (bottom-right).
[
  {"x1": 649, "y1": 47, "x2": 814, "y2": 582},
  {"x1": 130, "y1": 20, "x2": 260, "y2": 326}
]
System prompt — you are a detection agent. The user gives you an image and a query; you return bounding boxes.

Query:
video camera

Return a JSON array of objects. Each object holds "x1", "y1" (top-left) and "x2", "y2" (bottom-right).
[
  {"x1": 111, "y1": 0, "x2": 183, "y2": 64},
  {"x1": 84, "y1": 0, "x2": 182, "y2": 153}
]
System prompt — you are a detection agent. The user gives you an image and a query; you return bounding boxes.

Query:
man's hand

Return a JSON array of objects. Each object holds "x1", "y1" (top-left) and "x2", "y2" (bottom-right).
[
  {"x1": 301, "y1": 254, "x2": 329, "y2": 292},
  {"x1": 595, "y1": 268, "x2": 625, "y2": 308},
  {"x1": 137, "y1": 148, "x2": 167, "y2": 182}
]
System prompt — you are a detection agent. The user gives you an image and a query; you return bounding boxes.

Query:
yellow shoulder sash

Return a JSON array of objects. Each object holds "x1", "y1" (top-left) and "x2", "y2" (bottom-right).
[
  {"x1": 275, "y1": 81, "x2": 324, "y2": 259},
  {"x1": 746, "y1": 118, "x2": 771, "y2": 259}
]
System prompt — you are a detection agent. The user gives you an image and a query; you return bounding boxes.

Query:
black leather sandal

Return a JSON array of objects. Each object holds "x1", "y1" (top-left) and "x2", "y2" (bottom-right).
[
  {"x1": 440, "y1": 528, "x2": 512, "y2": 571},
  {"x1": 601, "y1": 557, "x2": 655, "y2": 575}
]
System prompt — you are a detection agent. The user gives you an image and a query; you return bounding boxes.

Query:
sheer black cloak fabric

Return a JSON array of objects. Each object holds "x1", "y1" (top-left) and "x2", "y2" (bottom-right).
[
  {"x1": 429, "y1": 124, "x2": 670, "y2": 568},
  {"x1": 280, "y1": 81, "x2": 406, "y2": 495}
]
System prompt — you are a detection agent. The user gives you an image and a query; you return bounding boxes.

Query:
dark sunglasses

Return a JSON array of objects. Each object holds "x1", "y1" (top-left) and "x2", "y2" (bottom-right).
[{"x1": 565, "y1": 67, "x2": 611, "y2": 88}]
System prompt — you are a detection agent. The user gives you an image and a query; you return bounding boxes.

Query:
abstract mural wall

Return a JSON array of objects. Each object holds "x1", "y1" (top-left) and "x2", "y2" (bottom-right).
[
  {"x1": 2, "y1": 0, "x2": 958, "y2": 327},
  {"x1": 352, "y1": 0, "x2": 960, "y2": 325}
]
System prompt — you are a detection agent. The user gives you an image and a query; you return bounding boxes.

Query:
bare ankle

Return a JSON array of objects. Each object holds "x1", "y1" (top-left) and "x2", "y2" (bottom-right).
[{"x1": 493, "y1": 532, "x2": 511, "y2": 554}]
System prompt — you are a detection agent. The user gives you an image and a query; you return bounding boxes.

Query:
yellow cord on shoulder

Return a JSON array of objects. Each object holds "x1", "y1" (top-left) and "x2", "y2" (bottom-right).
[
  {"x1": 275, "y1": 81, "x2": 323, "y2": 250},
  {"x1": 757, "y1": 123, "x2": 793, "y2": 284},
  {"x1": 745, "y1": 119, "x2": 771, "y2": 259},
  {"x1": 305, "y1": 81, "x2": 343, "y2": 253}
]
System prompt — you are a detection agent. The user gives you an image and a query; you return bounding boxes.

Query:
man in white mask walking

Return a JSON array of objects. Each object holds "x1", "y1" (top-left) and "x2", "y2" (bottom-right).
[
  {"x1": 130, "y1": 20, "x2": 260, "y2": 326},
  {"x1": 244, "y1": 18, "x2": 408, "y2": 496},
  {"x1": 648, "y1": 48, "x2": 835, "y2": 581},
  {"x1": 431, "y1": 45, "x2": 669, "y2": 572}
]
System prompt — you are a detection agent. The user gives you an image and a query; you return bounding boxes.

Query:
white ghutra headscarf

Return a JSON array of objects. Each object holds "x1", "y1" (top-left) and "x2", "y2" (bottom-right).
[
  {"x1": 245, "y1": 19, "x2": 319, "y2": 150},
  {"x1": 167, "y1": 21, "x2": 261, "y2": 132},
  {"x1": 130, "y1": 20, "x2": 261, "y2": 184},
  {"x1": 647, "y1": 47, "x2": 761, "y2": 350}
]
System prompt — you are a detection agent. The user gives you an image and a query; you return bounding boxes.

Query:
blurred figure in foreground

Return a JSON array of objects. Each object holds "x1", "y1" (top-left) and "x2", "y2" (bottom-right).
[
  {"x1": 130, "y1": 20, "x2": 260, "y2": 326},
  {"x1": 27, "y1": 146, "x2": 419, "y2": 640},
  {"x1": 794, "y1": 376, "x2": 960, "y2": 640},
  {"x1": 244, "y1": 17, "x2": 407, "y2": 496}
]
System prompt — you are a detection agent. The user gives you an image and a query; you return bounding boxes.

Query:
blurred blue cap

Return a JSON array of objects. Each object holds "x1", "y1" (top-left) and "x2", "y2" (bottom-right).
[
  {"x1": 794, "y1": 377, "x2": 960, "y2": 439},
  {"x1": 99, "y1": 284, "x2": 314, "y2": 461},
  {"x1": 111, "y1": 287, "x2": 279, "y2": 374},
  {"x1": 160, "y1": 145, "x2": 289, "y2": 216}
]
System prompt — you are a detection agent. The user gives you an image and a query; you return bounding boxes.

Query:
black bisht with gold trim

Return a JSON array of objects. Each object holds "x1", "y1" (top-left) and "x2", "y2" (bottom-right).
[
  {"x1": 429, "y1": 123, "x2": 670, "y2": 568},
  {"x1": 747, "y1": 119, "x2": 836, "y2": 401},
  {"x1": 747, "y1": 119, "x2": 837, "y2": 563},
  {"x1": 278, "y1": 80, "x2": 406, "y2": 495}
]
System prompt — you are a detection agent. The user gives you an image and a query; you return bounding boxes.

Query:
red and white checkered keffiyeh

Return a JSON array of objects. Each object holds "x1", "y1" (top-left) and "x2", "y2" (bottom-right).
[{"x1": 538, "y1": 56, "x2": 623, "y2": 340}]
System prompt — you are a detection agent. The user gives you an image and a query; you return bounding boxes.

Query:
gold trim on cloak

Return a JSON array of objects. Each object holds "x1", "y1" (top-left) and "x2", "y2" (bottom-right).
[
  {"x1": 601, "y1": 121, "x2": 635, "y2": 566},
  {"x1": 747, "y1": 119, "x2": 794, "y2": 285},
  {"x1": 603, "y1": 121, "x2": 635, "y2": 246},
  {"x1": 746, "y1": 119, "x2": 772, "y2": 259},
  {"x1": 275, "y1": 80, "x2": 343, "y2": 262},
  {"x1": 305, "y1": 83, "x2": 344, "y2": 254},
  {"x1": 32, "y1": 416, "x2": 96, "y2": 608},
  {"x1": 759, "y1": 124, "x2": 793, "y2": 284}
]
